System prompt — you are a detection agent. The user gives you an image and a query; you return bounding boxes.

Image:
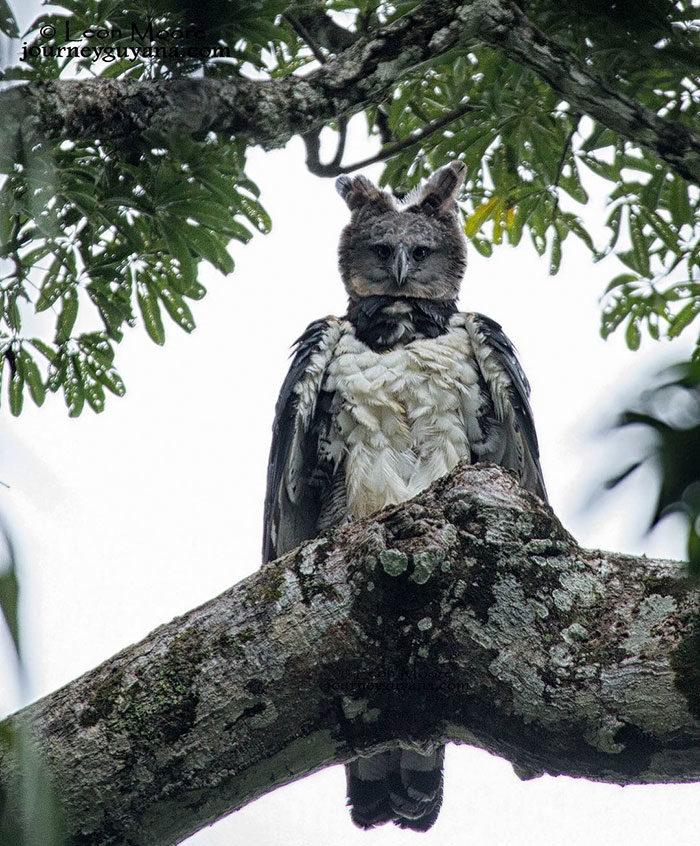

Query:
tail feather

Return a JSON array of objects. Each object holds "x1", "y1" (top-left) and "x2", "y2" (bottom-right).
[
  {"x1": 346, "y1": 745, "x2": 444, "y2": 831},
  {"x1": 347, "y1": 750, "x2": 397, "y2": 829}
]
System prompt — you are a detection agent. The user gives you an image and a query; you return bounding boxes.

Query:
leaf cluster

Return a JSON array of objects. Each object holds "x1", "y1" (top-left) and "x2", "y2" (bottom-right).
[
  {"x1": 0, "y1": 131, "x2": 268, "y2": 415},
  {"x1": 1, "y1": 0, "x2": 291, "y2": 81},
  {"x1": 366, "y1": 22, "x2": 698, "y2": 353},
  {"x1": 0, "y1": 0, "x2": 698, "y2": 417}
]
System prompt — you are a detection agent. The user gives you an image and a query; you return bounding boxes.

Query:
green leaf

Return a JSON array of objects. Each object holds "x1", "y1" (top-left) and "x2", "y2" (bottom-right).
[
  {"x1": 75, "y1": 356, "x2": 105, "y2": 413},
  {"x1": 530, "y1": 228, "x2": 547, "y2": 257},
  {"x1": 56, "y1": 292, "x2": 79, "y2": 343},
  {"x1": 237, "y1": 196, "x2": 271, "y2": 234},
  {"x1": 529, "y1": 122, "x2": 559, "y2": 182},
  {"x1": 617, "y1": 249, "x2": 641, "y2": 274},
  {"x1": 92, "y1": 363, "x2": 125, "y2": 397},
  {"x1": 581, "y1": 155, "x2": 618, "y2": 181},
  {"x1": 0, "y1": 0, "x2": 19, "y2": 37},
  {"x1": 471, "y1": 237, "x2": 493, "y2": 257},
  {"x1": 605, "y1": 204, "x2": 623, "y2": 251},
  {"x1": 64, "y1": 355, "x2": 85, "y2": 417},
  {"x1": 152, "y1": 277, "x2": 196, "y2": 333},
  {"x1": 549, "y1": 228, "x2": 562, "y2": 275},
  {"x1": 167, "y1": 200, "x2": 231, "y2": 231},
  {"x1": 0, "y1": 565, "x2": 19, "y2": 655},
  {"x1": 668, "y1": 300, "x2": 700, "y2": 339},
  {"x1": 669, "y1": 176, "x2": 693, "y2": 228},
  {"x1": 137, "y1": 284, "x2": 165, "y2": 345},
  {"x1": 637, "y1": 208, "x2": 679, "y2": 254},
  {"x1": 36, "y1": 258, "x2": 71, "y2": 312},
  {"x1": 17, "y1": 348, "x2": 46, "y2": 407},
  {"x1": 604, "y1": 273, "x2": 639, "y2": 294},
  {"x1": 30, "y1": 339, "x2": 57, "y2": 362},
  {"x1": 561, "y1": 213, "x2": 596, "y2": 254},
  {"x1": 163, "y1": 228, "x2": 197, "y2": 285},
  {"x1": 464, "y1": 197, "x2": 499, "y2": 238},
  {"x1": 646, "y1": 314, "x2": 660, "y2": 340},
  {"x1": 560, "y1": 161, "x2": 588, "y2": 204},
  {"x1": 629, "y1": 215, "x2": 651, "y2": 277},
  {"x1": 625, "y1": 316, "x2": 642, "y2": 351},
  {"x1": 8, "y1": 371, "x2": 23, "y2": 416},
  {"x1": 581, "y1": 123, "x2": 617, "y2": 153},
  {"x1": 640, "y1": 169, "x2": 664, "y2": 211},
  {"x1": 179, "y1": 223, "x2": 234, "y2": 275}
]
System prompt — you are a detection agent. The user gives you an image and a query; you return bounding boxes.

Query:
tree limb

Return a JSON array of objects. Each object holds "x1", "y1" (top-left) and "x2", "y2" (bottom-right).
[
  {"x1": 1, "y1": 1, "x2": 698, "y2": 183},
  {"x1": 288, "y1": 2, "x2": 357, "y2": 54},
  {"x1": 283, "y1": 12, "x2": 329, "y2": 65},
  {"x1": 303, "y1": 101, "x2": 474, "y2": 176},
  {"x1": 1, "y1": 463, "x2": 698, "y2": 846}
]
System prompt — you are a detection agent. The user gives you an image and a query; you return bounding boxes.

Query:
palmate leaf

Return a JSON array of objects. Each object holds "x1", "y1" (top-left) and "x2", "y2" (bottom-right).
[
  {"x1": 365, "y1": 12, "x2": 698, "y2": 351},
  {"x1": 0, "y1": 128, "x2": 267, "y2": 415},
  {"x1": 0, "y1": 0, "x2": 287, "y2": 417},
  {"x1": 373, "y1": 45, "x2": 698, "y2": 352}
]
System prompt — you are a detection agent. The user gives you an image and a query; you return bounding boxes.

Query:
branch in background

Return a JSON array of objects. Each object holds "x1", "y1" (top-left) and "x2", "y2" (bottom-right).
[
  {"x1": 283, "y1": 12, "x2": 328, "y2": 65},
  {"x1": 303, "y1": 101, "x2": 475, "y2": 176},
  {"x1": 1, "y1": 463, "x2": 698, "y2": 846},
  {"x1": 0, "y1": 0, "x2": 463, "y2": 154},
  {"x1": 1, "y1": 0, "x2": 698, "y2": 183},
  {"x1": 291, "y1": 3, "x2": 357, "y2": 53},
  {"x1": 374, "y1": 104, "x2": 394, "y2": 146},
  {"x1": 302, "y1": 114, "x2": 348, "y2": 175}
]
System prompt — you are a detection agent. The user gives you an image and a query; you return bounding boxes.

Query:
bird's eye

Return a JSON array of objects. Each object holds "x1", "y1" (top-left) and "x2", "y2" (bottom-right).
[
  {"x1": 372, "y1": 243, "x2": 393, "y2": 260},
  {"x1": 412, "y1": 246, "x2": 431, "y2": 262}
]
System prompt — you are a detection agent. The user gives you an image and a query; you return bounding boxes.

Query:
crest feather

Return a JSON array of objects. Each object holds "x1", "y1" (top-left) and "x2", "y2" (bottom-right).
[
  {"x1": 402, "y1": 161, "x2": 466, "y2": 216},
  {"x1": 336, "y1": 175, "x2": 395, "y2": 212}
]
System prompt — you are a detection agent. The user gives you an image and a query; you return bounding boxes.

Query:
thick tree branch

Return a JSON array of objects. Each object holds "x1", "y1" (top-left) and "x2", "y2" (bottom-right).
[
  {"x1": 0, "y1": 1, "x2": 464, "y2": 154},
  {"x1": 1, "y1": 1, "x2": 698, "y2": 184},
  {"x1": 1, "y1": 463, "x2": 698, "y2": 846}
]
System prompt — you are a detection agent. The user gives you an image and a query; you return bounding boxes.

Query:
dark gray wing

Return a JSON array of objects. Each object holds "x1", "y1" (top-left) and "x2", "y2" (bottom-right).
[
  {"x1": 262, "y1": 317, "x2": 343, "y2": 563},
  {"x1": 466, "y1": 313, "x2": 547, "y2": 502}
]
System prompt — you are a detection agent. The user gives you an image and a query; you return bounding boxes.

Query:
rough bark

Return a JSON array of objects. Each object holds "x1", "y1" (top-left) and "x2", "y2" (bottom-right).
[
  {"x1": 0, "y1": 463, "x2": 698, "y2": 846},
  {"x1": 1, "y1": 1, "x2": 698, "y2": 183}
]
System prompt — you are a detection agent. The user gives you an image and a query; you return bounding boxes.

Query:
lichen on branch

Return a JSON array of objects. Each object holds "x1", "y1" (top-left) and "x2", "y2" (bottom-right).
[{"x1": 1, "y1": 463, "x2": 697, "y2": 846}]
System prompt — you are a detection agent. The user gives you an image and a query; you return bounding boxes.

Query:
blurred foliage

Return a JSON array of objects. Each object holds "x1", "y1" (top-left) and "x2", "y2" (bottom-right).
[
  {"x1": 606, "y1": 360, "x2": 700, "y2": 577},
  {"x1": 0, "y1": 0, "x2": 696, "y2": 418},
  {"x1": 0, "y1": 524, "x2": 66, "y2": 846},
  {"x1": 0, "y1": 520, "x2": 18, "y2": 654}
]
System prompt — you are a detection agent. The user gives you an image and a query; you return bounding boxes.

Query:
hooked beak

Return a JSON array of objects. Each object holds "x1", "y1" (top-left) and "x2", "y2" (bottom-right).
[{"x1": 392, "y1": 244, "x2": 410, "y2": 287}]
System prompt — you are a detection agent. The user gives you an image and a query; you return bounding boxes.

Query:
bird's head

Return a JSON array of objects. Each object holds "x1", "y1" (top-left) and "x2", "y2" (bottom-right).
[{"x1": 336, "y1": 161, "x2": 467, "y2": 302}]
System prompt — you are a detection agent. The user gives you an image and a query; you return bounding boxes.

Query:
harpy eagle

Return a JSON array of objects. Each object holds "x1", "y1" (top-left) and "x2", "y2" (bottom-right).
[{"x1": 262, "y1": 161, "x2": 547, "y2": 831}]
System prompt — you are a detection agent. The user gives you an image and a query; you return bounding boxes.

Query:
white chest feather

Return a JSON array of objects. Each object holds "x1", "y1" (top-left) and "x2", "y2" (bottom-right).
[{"x1": 324, "y1": 323, "x2": 484, "y2": 518}]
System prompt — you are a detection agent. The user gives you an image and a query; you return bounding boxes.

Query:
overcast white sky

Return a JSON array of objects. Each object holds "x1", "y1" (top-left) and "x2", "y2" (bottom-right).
[{"x1": 1, "y1": 4, "x2": 698, "y2": 845}]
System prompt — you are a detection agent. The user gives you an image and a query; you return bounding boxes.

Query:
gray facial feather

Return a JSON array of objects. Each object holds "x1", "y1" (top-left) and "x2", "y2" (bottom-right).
[{"x1": 337, "y1": 163, "x2": 467, "y2": 301}]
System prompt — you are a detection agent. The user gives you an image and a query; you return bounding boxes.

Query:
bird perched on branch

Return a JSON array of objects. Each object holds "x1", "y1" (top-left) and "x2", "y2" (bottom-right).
[{"x1": 262, "y1": 161, "x2": 547, "y2": 831}]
